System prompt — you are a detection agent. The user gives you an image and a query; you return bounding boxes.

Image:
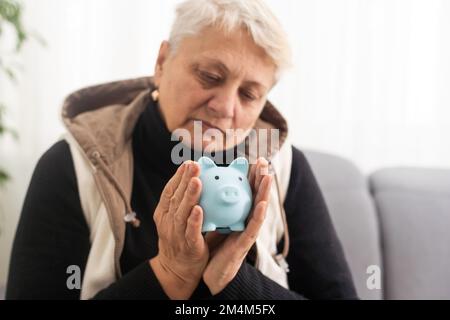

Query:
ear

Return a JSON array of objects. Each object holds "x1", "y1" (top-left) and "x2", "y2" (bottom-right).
[
  {"x1": 153, "y1": 41, "x2": 171, "y2": 87},
  {"x1": 198, "y1": 157, "x2": 216, "y2": 171},
  {"x1": 229, "y1": 157, "x2": 249, "y2": 176}
]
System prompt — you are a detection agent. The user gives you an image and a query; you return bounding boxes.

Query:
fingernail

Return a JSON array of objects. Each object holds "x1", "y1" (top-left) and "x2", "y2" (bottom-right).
[
  {"x1": 190, "y1": 163, "x2": 198, "y2": 175},
  {"x1": 193, "y1": 207, "x2": 201, "y2": 219},
  {"x1": 184, "y1": 162, "x2": 191, "y2": 174},
  {"x1": 259, "y1": 167, "x2": 269, "y2": 175},
  {"x1": 258, "y1": 157, "x2": 268, "y2": 165}
]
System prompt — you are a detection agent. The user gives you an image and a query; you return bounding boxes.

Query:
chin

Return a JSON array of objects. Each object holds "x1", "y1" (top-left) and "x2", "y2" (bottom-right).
[{"x1": 171, "y1": 122, "x2": 248, "y2": 154}]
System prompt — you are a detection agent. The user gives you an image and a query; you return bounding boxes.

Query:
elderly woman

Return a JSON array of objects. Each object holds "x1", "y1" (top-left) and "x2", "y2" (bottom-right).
[{"x1": 7, "y1": 0, "x2": 357, "y2": 300}]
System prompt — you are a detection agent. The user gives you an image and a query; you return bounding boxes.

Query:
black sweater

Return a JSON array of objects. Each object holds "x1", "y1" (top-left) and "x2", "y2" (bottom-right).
[{"x1": 6, "y1": 102, "x2": 357, "y2": 300}]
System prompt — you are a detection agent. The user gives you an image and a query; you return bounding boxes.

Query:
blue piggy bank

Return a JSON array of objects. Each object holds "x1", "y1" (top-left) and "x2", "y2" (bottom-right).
[{"x1": 198, "y1": 157, "x2": 252, "y2": 233}]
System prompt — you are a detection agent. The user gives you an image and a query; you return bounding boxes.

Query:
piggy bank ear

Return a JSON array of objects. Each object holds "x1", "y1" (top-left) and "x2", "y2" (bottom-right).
[
  {"x1": 229, "y1": 157, "x2": 249, "y2": 176},
  {"x1": 198, "y1": 157, "x2": 216, "y2": 171}
]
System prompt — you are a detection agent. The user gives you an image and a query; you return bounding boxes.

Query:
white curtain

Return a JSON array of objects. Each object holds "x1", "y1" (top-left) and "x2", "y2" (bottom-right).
[
  {"x1": 1, "y1": 0, "x2": 449, "y2": 287},
  {"x1": 269, "y1": 0, "x2": 450, "y2": 173}
]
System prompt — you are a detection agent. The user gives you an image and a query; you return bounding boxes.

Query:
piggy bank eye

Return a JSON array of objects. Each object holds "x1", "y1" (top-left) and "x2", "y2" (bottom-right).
[
  {"x1": 215, "y1": 176, "x2": 220, "y2": 180},
  {"x1": 238, "y1": 177, "x2": 243, "y2": 181}
]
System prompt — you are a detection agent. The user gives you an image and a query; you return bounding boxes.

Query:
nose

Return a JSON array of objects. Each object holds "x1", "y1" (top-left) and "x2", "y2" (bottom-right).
[
  {"x1": 207, "y1": 87, "x2": 236, "y2": 119},
  {"x1": 219, "y1": 185, "x2": 240, "y2": 204}
]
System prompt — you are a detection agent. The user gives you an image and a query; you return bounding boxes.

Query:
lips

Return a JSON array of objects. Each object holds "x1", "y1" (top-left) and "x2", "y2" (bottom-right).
[{"x1": 193, "y1": 119, "x2": 225, "y2": 134}]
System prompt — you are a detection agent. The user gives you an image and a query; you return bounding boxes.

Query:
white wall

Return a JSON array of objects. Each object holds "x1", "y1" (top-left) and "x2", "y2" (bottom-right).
[{"x1": 1, "y1": 0, "x2": 449, "y2": 289}]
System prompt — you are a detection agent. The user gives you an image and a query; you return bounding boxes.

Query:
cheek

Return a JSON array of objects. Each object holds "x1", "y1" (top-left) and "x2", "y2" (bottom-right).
[
  {"x1": 234, "y1": 106, "x2": 263, "y2": 129},
  {"x1": 162, "y1": 79, "x2": 193, "y2": 118},
  {"x1": 178, "y1": 84, "x2": 211, "y2": 115},
  {"x1": 168, "y1": 89, "x2": 210, "y2": 130},
  {"x1": 181, "y1": 90, "x2": 208, "y2": 117}
]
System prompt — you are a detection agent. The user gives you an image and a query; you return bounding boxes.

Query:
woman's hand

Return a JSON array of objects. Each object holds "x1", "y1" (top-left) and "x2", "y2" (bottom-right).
[
  {"x1": 203, "y1": 158, "x2": 272, "y2": 295},
  {"x1": 149, "y1": 161, "x2": 208, "y2": 300}
]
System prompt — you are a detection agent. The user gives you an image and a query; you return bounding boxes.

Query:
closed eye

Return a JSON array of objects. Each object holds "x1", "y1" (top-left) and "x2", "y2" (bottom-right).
[
  {"x1": 199, "y1": 71, "x2": 222, "y2": 85},
  {"x1": 240, "y1": 89, "x2": 257, "y2": 101}
]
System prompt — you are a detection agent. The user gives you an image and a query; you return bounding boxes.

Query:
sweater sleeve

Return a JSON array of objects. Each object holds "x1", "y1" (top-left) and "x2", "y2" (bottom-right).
[
  {"x1": 211, "y1": 261, "x2": 306, "y2": 300},
  {"x1": 5, "y1": 141, "x2": 169, "y2": 300},
  {"x1": 208, "y1": 146, "x2": 358, "y2": 300}
]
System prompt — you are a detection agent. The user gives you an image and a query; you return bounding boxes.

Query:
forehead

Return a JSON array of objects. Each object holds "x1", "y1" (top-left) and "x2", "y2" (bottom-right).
[{"x1": 174, "y1": 26, "x2": 276, "y2": 88}]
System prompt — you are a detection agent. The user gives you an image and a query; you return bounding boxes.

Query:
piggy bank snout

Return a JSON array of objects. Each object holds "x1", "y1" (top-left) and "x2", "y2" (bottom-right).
[{"x1": 219, "y1": 185, "x2": 241, "y2": 204}]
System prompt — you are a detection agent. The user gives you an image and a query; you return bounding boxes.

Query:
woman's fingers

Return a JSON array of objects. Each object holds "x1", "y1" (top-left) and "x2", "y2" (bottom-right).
[
  {"x1": 217, "y1": 176, "x2": 271, "y2": 259},
  {"x1": 239, "y1": 176, "x2": 273, "y2": 253},
  {"x1": 158, "y1": 158, "x2": 270, "y2": 263},
  {"x1": 239, "y1": 200, "x2": 267, "y2": 250},
  {"x1": 255, "y1": 158, "x2": 269, "y2": 192},
  {"x1": 185, "y1": 205, "x2": 205, "y2": 251},
  {"x1": 249, "y1": 157, "x2": 269, "y2": 193},
  {"x1": 170, "y1": 161, "x2": 197, "y2": 212},
  {"x1": 200, "y1": 174, "x2": 270, "y2": 293},
  {"x1": 175, "y1": 176, "x2": 202, "y2": 234},
  {"x1": 155, "y1": 163, "x2": 186, "y2": 216},
  {"x1": 254, "y1": 174, "x2": 272, "y2": 205},
  {"x1": 212, "y1": 200, "x2": 268, "y2": 265}
]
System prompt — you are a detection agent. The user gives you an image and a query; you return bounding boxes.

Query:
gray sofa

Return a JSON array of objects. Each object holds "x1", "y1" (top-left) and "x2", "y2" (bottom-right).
[{"x1": 304, "y1": 150, "x2": 450, "y2": 300}]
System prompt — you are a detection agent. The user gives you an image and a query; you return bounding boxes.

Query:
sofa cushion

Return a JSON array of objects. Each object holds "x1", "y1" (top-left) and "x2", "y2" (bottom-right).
[
  {"x1": 370, "y1": 168, "x2": 450, "y2": 299},
  {"x1": 304, "y1": 150, "x2": 382, "y2": 300}
]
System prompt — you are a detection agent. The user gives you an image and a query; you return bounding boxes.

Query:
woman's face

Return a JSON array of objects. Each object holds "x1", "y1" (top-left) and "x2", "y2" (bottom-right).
[{"x1": 153, "y1": 25, "x2": 277, "y2": 152}]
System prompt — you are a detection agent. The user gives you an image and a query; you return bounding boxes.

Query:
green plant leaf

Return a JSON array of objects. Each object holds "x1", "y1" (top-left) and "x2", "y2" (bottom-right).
[
  {"x1": 0, "y1": 0, "x2": 41, "y2": 186},
  {"x1": 0, "y1": 168, "x2": 10, "y2": 186},
  {"x1": 0, "y1": 0, "x2": 27, "y2": 51},
  {"x1": 3, "y1": 65, "x2": 17, "y2": 81}
]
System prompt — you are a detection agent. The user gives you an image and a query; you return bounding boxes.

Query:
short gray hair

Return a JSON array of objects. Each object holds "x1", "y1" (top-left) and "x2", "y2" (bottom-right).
[{"x1": 168, "y1": 0, "x2": 292, "y2": 78}]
